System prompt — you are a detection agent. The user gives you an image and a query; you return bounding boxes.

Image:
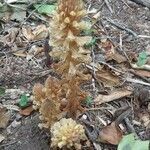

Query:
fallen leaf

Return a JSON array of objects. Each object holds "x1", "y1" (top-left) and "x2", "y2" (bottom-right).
[
  {"x1": 100, "y1": 39, "x2": 126, "y2": 63},
  {"x1": 109, "y1": 51, "x2": 127, "y2": 64},
  {"x1": 19, "y1": 106, "x2": 34, "y2": 116},
  {"x1": 136, "y1": 109, "x2": 150, "y2": 128},
  {"x1": 11, "y1": 10, "x2": 26, "y2": 22},
  {"x1": 19, "y1": 94, "x2": 29, "y2": 108},
  {"x1": 84, "y1": 96, "x2": 93, "y2": 107},
  {"x1": 137, "y1": 51, "x2": 148, "y2": 67},
  {"x1": 22, "y1": 25, "x2": 48, "y2": 41},
  {"x1": 0, "y1": 107, "x2": 10, "y2": 128},
  {"x1": 22, "y1": 26, "x2": 34, "y2": 41},
  {"x1": 98, "y1": 122, "x2": 123, "y2": 145},
  {"x1": 95, "y1": 90, "x2": 132, "y2": 105},
  {"x1": 28, "y1": 45, "x2": 44, "y2": 56},
  {"x1": 133, "y1": 70, "x2": 150, "y2": 78},
  {"x1": 85, "y1": 37, "x2": 97, "y2": 47},
  {"x1": 118, "y1": 133, "x2": 149, "y2": 150},
  {"x1": 96, "y1": 68, "x2": 121, "y2": 87},
  {"x1": 0, "y1": 87, "x2": 5, "y2": 96},
  {"x1": 34, "y1": 4, "x2": 56, "y2": 15},
  {"x1": 0, "y1": 134, "x2": 5, "y2": 143},
  {"x1": 32, "y1": 25, "x2": 48, "y2": 40},
  {"x1": 13, "y1": 50, "x2": 27, "y2": 57},
  {"x1": 1, "y1": 27, "x2": 19, "y2": 46}
]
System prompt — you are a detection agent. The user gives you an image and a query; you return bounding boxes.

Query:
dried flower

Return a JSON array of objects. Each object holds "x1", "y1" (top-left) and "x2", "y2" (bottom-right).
[
  {"x1": 51, "y1": 118, "x2": 87, "y2": 149},
  {"x1": 0, "y1": 106, "x2": 10, "y2": 128}
]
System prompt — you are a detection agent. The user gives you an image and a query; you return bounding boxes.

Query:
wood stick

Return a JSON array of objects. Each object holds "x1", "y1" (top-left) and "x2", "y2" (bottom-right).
[{"x1": 130, "y1": 0, "x2": 150, "y2": 8}]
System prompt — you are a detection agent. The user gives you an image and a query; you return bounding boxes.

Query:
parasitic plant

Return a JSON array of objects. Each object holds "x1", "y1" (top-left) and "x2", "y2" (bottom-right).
[
  {"x1": 32, "y1": 0, "x2": 92, "y2": 148},
  {"x1": 49, "y1": 0, "x2": 92, "y2": 76},
  {"x1": 51, "y1": 118, "x2": 87, "y2": 149}
]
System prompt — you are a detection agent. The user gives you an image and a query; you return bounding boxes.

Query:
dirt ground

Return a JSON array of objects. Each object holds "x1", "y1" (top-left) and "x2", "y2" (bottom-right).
[{"x1": 0, "y1": 0, "x2": 150, "y2": 150}]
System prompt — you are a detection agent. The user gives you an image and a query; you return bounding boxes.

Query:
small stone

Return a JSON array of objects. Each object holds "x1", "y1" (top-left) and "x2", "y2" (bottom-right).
[
  {"x1": 11, "y1": 120, "x2": 21, "y2": 128},
  {"x1": 15, "y1": 114, "x2": 22, "y2": 121},
  {"x1": 26, "y1": 93, "x2": 30, "y2": 97},
  {"x1": 82, "y1": 114, "x2": 87, "y2": 120}
]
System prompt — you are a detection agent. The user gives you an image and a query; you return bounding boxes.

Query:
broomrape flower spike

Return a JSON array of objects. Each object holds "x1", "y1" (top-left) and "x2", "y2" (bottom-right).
[
  {"x1": 32, "y1": 0, "x2": 92, "y2": 134},
  {"x1": 49, "y1": 0, "x2": 92, "y2": 76},
  {"x1": 51, "y1": 118, "x2": 87, "y2": 149}
]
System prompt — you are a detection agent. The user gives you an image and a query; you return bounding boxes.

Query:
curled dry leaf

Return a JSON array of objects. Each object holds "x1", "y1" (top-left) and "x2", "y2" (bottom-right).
[
  {"x1": 19, "y1": 106, "x2": 34, "y2": 116},
  {"x1": 100, "y1": 39, "x2": 126, "y2": 63},
  {"x1": 95, "y1": 90, "x2": 132, "y2": 105},
  {"x1": 96, "y1": 68, "x2": 121, "y2": 87},
  {"x1": 0, "y1": 27, "x2": 19, "y2": 46},
  {"x1": 136, "y1": 109, "x2": 150, "y2": 128},
  {"x1": 133, "y1": 70, "x2": 150, "y2": 78},
  {"x1": 98, "y1": 122, "x2": 123, "y2": 145},
  {"x1": 0, "y1": 107, "x2": 10, "y2": 128},
  {"x1": 22, "y1": 25, "x2": 48, "y2": 41},
  {"x1": 13, "y1": 50, "x2": 27, "y2": 57}
]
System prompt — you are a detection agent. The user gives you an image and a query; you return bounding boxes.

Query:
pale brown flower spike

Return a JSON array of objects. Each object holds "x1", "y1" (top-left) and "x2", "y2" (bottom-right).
[
  {"x1": 49, "y1": 0, "x2": 92, "y2": 76},
  {"x1": 32, "y1": 0, "x2": 91, "y2": 148},
  {"x1": 32, "y1": 77, "x2": 62, "y2": 128}
]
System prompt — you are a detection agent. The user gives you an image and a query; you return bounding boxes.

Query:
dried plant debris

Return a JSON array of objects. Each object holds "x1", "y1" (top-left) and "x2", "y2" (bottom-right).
[
  {"x1": 95, "y1": 89, "x2": 132, "y2": 105},
  {"x1": 51, "y1": 118, "x2": 88, "y2": 149},
  {"x1": 0, "y1": 106, "x2": 10, "y2": 128},
  {"x1": 98, "y1": 122, "x2": 123, "y2": 145}
]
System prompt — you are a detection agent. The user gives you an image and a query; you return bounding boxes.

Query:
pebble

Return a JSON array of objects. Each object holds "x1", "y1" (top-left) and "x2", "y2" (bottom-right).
[
  {"x1": 15, "y1": 114, "x2": 22, "y2": 121},
  {"x1": 11, "y1": 120, "x2": 21, "y2": 128}
]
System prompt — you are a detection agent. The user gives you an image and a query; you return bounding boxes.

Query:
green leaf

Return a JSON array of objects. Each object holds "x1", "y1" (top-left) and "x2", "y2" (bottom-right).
[
  {"x1": 137, "y1": 51, "x2": 148, "y2": 67},
  {"x1": 34, "y1": 4, "x2": 56, "y2": 15},
  {"x1": 83, "y1": 29, "x2": 93, "y2": 35},
  {"x1": 118, "y1": 133, "x2": 149, "y2": 150},
  {"x1": 0, "y1": 87, "x2": 5, "y2": 96},
  {"x1": 85, "y1": 96, "x2": 93, "y2": 106},
  {"x1": 85, "y1": 37, "x2": 97, "y2": 47},
  {"x1": 19, "y1": 94, "x2": 29, "y2": 107}
]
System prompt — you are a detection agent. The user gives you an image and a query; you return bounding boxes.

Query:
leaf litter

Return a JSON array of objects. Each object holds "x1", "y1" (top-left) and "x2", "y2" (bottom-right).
[{"x1": 0, "y1": 0, "x2": 150, "y2": 150}]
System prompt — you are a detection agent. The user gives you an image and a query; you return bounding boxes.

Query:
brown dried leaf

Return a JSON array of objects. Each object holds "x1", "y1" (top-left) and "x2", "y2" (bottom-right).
[
  {"x1": 134, "y1": 70, "x2": 150, "y2": 78},
  {"x1": 136, "y1": 109, "x2": 150, "y2": 128},
  {"x1": 22, "y1": 27, "x2": 34, "y2": 41},
  {"x1": 13, "y1": 50, "x2": 27, "y2": 57},
  {"x1": 98, "y1": 122, "x2": 123, "y2": 145},
  {"x1": 96, "y1": 69, "x2": 121, "y2": 87},
  {"x1": 95, "y1": 90, "x2": 132, "y2": 105},
  {"x1": 0, "y1": 107, "x2": 10, "y2": 128},
  {"x1": 19, "y1": 106, "x2": 34, "y2": 116},
  {"x1": 22, "y1": 25, "x2": 48, "y2": 41},
  {"x1": 100, "y1": 39, "x2": 126, "y2": 63},
  {"x1": 0, "y1": 27, "x2": 19, "y2": 46},
  {"x1": 109, "y1": 51, "x2": 126, "y2": 63}
]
